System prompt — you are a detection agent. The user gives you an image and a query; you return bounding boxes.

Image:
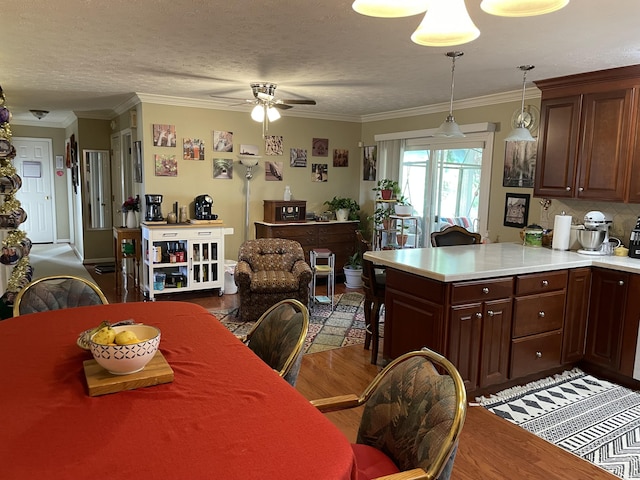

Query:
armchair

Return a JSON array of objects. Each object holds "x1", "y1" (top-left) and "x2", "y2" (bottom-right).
[
  {"x1": 311, "y1": 348, "x2": 467, "y2": 480},
  {"x1": 235, "y1": 238, "x2": 312, "y2": 321}
]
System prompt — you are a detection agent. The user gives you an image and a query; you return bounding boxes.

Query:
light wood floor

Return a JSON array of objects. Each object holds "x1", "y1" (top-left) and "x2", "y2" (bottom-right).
[{"x1": 89, "y1": 267, "x2": 616, "y2": 480}]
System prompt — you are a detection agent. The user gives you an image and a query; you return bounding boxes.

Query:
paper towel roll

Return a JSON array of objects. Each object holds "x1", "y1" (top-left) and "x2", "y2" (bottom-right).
[{"x1": 552, "y1": 214, "x2": 572, "y2": 250}]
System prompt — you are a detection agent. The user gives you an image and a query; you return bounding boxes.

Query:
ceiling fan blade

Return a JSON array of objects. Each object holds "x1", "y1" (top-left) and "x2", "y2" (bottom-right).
[
  {"x1": 274, "y1": 104, "x2": 293, "y2": 110},
  {"x1": 281, "y1": 99, "x2": 317, "y2": 105}
]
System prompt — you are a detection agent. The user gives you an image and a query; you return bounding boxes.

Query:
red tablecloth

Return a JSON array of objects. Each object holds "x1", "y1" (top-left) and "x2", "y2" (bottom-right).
[{"x1": 0, "y1": 302, "x2": 355, "y2": 480}]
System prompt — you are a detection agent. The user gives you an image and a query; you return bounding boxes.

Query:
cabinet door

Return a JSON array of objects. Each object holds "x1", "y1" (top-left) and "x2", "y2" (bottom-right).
[
  {"x1": 534, "y1": 95, "x2": 581, "y2": 198},
  {"x1": 576, "y1": 89, "x2": 633, "y2": 201},
  {"x1": 562, "y1": 267, "x2": 591, "y2": 363},
  {"x1": 190, "y1": 239, "x2": 221, "y2": 286},
  {"x1": 585, "y1": 268, "x2": 629, "y2": 370},
  {"x1": 480, "y1": 298, "x2": 512, "y2": 388},
  {"x1": 449, "y1": 304, "x2": 483, "y2": 391},
  {"x1": 625, "y1": 89, "x2": 640, "y2": 203}
]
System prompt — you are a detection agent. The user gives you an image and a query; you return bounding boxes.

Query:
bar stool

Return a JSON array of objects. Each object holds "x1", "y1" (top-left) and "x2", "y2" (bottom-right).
[{"x1": 310, "y1": 248, "x2": 335, "y2": 311}]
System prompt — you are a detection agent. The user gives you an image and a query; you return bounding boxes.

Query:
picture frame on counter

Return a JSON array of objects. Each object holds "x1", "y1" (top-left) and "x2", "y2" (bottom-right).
[{"x1": 504, "y1": 192, "x2": 530, "y2": 228}]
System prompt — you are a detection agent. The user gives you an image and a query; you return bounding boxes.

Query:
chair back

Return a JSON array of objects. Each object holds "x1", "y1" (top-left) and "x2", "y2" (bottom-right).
[
  {"x1": 355, "y1": 230, "x2": 371, "y2": 256},
  {"x1": 238, "y1": 238, "x2": 305, "y2": 272},
  {"x1": 13, "y1": 275, "x2": 108, "y2": 316},
  {"x1": 356, "y1": 349, "x2": 467, "y2": 480},
  {"x1": 431, "y1": 225, "x2": 481, "y2": 247},
  {"x1": 245, "y1": 299, "x2": 309, "y2": 386}
]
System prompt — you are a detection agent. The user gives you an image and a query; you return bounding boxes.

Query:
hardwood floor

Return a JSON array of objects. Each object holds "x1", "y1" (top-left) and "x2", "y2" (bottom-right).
[{"x1": 90, "y1": 266, "x2": 616, "y2": 480}]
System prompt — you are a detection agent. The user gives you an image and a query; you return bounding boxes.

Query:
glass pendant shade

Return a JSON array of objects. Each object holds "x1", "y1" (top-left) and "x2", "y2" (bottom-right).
[
  {"x1": 435, "y1": 115, "x2": 465, "y2": 138},
  {"x1": 251, "y1": 104, "x2": 265, "y2": 122},
  {"x1": 480, "y1": 0, "x2": 569, "y2": 17},
  {"x1": 352, "y1": 0, "x2": 428, "y2": 18},
  {"x1": 505, "y1": 64, "x2": 536, "y2": 142},
  {"x1": 411, "y1": 0, "x2": 480, "y2": 47},
  {"x1": 266, "y1": 106, "x2": 281, "y2": 122}
]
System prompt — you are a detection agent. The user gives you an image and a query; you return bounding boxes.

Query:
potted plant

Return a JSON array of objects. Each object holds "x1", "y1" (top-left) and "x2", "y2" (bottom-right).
[
  {"x1": 372, "y1": 179, "x2": 399, "y2": 200},
  {"x1": 324, "y1": 196, "x2": 360, "y2": 222},
  {"x1": 394, "y1": 195, "x2": 413, "y2": 216},
  {"x1": 369, "y1": 204, "x2": 393, "y2": 230},
  {"x1": 122, "y1": 195, "x2": 140, "y2": 228},
  {"x1": 343, "y1": 251, "x2": 363, "y2": 288}
]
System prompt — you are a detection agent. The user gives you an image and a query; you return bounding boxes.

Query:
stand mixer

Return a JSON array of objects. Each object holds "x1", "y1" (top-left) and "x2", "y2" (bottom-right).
[{"x1": 577, "y1": 210, "x2": 612, "y2": 255}]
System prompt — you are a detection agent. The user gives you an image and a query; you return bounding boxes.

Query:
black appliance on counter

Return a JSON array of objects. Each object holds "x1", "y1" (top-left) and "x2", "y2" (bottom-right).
[
  {"x1": 629, "y1": 217, "x2": 640, "y2": 259},
  {"x1": 145, "y1": 194, "x2": 164, "y2": 221},
  {"x1": 194, "y1": 194, "x2": 217, "y2": 220}
]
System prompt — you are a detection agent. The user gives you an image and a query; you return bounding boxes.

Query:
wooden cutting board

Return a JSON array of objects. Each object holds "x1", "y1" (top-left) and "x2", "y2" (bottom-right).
[{"x1": 84, "y1": 351, "x2": 174, "y2": 397}]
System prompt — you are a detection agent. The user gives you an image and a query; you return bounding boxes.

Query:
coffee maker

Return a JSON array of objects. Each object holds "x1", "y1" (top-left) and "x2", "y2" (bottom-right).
[
  {"x1": 145, "y1": 194, "x2": 164, "y2": 221},
  {"x1": 195, "y1": 194, "x2": 217, "y2": 220}
]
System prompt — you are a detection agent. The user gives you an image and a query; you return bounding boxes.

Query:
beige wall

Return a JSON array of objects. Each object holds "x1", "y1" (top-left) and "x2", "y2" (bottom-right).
[{"x1": 139, "y1": 103, "x2": 362, "y2": 260}]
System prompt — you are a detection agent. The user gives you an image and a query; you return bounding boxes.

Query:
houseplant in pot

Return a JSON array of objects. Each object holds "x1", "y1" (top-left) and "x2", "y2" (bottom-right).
[
  {"x1": 394, "y1": 195, "x2": 412, "y2": 216},
  {"x1": 324, "y1": 196, "x2": 360, "y2": 222},
  {"x1": 343, "y1": 251, "x2": 363, "y2": 288},
  {"x1": 372, "y1": 179, "x2": 399, "y2": 200}
]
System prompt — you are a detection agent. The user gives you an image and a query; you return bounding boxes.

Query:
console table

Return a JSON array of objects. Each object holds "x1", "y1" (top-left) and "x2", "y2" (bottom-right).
[{"x1": 255, "y1": 220, "x2": 358, "y2": 273}]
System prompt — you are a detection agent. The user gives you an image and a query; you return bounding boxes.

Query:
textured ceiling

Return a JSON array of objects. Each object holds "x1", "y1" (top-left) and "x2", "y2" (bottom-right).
[{"x1": 3, "y1": 0, "x2": 640, "y2": 126}]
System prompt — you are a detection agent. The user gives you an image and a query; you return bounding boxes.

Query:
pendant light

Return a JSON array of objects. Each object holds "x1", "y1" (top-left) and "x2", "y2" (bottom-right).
[
  {"x1": 351, "y1": 0, "x2": 428, "y2": 18},
  {"x1": 481, "y1": 0, "x2": 569, "y2": 17},
  {"x1": 411, "y1": 0, "x2": 479, "y2": 47},
  {"x1": 434, "y1": 51, "x2": 465, "y2": 138},
  {"x1": 505, "y1": 65, "x2": 536, "y2": 142}
]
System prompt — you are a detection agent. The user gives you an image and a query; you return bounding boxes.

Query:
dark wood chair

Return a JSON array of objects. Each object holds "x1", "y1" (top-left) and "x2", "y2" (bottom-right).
[
  {"x1": 356, "y1": 231, "x2": 385, "y2": 365},
  {"x1": 431, "y1": 225, "x2": 481, "y2": 247}
]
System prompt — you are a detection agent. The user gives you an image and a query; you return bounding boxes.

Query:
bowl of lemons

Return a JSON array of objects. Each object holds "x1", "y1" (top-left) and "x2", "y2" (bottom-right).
[{"x1": 89, "y1": 324, "x2": 161, "y2": 375}]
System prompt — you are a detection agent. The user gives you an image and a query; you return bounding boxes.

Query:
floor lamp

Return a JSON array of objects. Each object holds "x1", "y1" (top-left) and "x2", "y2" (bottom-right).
[{"x1": 238, "y1": 155, "x2": 261, "y2": 242}]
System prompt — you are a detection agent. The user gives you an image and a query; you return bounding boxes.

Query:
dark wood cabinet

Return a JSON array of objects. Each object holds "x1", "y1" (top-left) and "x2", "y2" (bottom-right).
[
  {"x1": 585, "y1": 268, "x2": 629, "y2": 370},
  {"x1": 562, "y1": 268, "x2": 591, "y2": 363},
  {"x1": 255, "y1": 221, "x2": 358, "y2": 272},
  {"x1": 534, "y1": 65, "x2": 639, "y2": 203}
]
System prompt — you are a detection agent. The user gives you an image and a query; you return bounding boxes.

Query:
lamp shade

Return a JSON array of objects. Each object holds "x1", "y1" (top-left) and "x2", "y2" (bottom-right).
[
  {"x1": 267, "y1": 106, "x2": 281, "y2": 122},
  {"x1": 480, "y1": 0, "x2": 569, "y2": 17},
  {"x1": 504, "y1": 126, "x2": 535, "y2": 142},
  {"x1": 434, "y1": 115, "x2": 465, "y2": 138},
  {"x1": 411, "y1": 0, "x2": 480, "y2": 47},
  {"x1": 352, "y1": 0, "x2": 428, "y2": 18},
  {"x1": 251, "y1": 104, "x2": 265, "y2": 122}
]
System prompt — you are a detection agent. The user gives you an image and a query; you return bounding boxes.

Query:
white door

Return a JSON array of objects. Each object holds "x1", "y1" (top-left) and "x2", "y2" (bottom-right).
[{"x1": 13, "y1": 138, "x2": 55, "y2": 243}]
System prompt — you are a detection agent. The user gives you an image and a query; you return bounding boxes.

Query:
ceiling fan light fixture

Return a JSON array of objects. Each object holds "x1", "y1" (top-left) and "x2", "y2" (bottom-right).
[
  {"x1": 30, "y1": 109, "x2": 49, "y2": 120},
  {"x1": 434, "y1": 51, "x2": 465, "y2": 138},
  {"x1": 250, "y1": 104, "x2": 264, "y2": 122},
  {"x1": 267, "y1": 106, "x2": 281, "y2": 122},
  {"x1": 352, "y1": 0, "x2": 428, "y2": 18},
  {"x1": 505, "y1": 65, "x2": 536, "y2": 142},
  {"x1": 411, "y1": 0, "x2": 480, "y2": 47},
  {"x1": 480, "y1": 0, "x2": 569, "y2": 17}
]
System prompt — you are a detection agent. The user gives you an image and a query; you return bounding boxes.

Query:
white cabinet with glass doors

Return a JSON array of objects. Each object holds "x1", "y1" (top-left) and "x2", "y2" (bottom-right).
[{"x1": 141, "y1": 224, "x2": 233, "y2": 300}]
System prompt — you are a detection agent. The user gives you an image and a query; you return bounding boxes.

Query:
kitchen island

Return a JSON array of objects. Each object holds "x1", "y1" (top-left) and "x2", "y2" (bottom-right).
[{"x1": 365, "y1": 243, "x2": 640, "y2": 395}]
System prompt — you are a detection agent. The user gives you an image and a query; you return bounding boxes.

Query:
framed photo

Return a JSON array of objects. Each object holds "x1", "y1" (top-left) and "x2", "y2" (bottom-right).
[
  {"x1": 362, "y1": 145, "x2": 377, "y2": 181},
  {"x1": 312, "y1": 138, "x2": 329, "y2": 157},
  {"x1": 502, "y1": 138, "x2": 537, "y2": 187},
  {"x1": 133, "y1": 141, "x2": 143, "y2": 183},
  {"x1": 333, "y1": 148, "x2": 348, "y2": 167},
  {"x1": 503, "y1": 192, "x2": 530, "y2": 228},
  {"x1": 213, "y1": 158, "x2": 233, "y2": 179},
  {"x1": 153, "y1": 124, "x2": 176, "y2": 147}
]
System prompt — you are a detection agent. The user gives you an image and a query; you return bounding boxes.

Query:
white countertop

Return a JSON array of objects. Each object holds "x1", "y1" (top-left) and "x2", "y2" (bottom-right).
[{"x1": 364, "y1": 243, "x2": 640, "y2": 282}]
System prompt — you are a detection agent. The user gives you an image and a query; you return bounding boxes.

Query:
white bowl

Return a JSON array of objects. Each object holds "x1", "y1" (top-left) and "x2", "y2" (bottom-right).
[{"x1": 89, "y1": 325, "x2": 160, "y2": 375}]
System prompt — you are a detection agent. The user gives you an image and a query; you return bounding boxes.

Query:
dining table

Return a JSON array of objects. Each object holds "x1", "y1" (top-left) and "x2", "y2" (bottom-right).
[{"x1": 0, "y1": 301, "x2": 356, "y2": 480}]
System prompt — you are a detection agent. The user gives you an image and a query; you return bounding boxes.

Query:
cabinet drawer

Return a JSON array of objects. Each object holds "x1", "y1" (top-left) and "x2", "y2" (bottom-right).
[
  {"x1": 511, "y1": 330, "x2": 562, "y2": 378},
  {"x1": 516, "y1": 270, "x2": 567, "y2": 295},
  {"x1": 317, "y1": 223, "x2": 357, "y2": 236},
  {"x1": 450, "y1": 277, "x2": 514, "y2": 304},
  {"x1": 513, "y1": 291, "x2": 566, "y2": 337}
]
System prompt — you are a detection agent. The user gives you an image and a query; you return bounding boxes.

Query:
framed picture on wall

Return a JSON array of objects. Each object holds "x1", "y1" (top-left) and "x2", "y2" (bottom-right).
[
  {"x1": 503, "y1": 192, "x2": 530, "y2": 228},
  {"x1": 502, "y1": 138, "x2": 538, "y2": 187},
  {"x1": 133, "y1": 141, "x2": 143, "y2": 183}
]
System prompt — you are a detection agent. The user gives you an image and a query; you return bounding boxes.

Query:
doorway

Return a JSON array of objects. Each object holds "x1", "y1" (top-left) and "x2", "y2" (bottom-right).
[{"x1": 12, "y1": 137, "x2": 56, "y2": 243}]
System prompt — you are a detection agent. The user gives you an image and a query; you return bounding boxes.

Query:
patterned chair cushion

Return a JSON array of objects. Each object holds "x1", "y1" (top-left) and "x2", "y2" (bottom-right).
[
  {"x1": 357, "y1": 356, "x2": 457, "y2": 476},
  {"x1": 250, "y1": 271, "x2": 301, "y2": 293},
  {"x1": 18, "y1": 280, "x2": 104, "y2": 315},
  {"x1": 238, "y1": 238, "x2": 303, "y2": 272}
]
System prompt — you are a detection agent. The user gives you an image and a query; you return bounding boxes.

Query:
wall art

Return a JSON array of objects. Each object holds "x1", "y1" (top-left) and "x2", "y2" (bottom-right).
[
  {"x1": 363, "y1": 145, "x2": 377, "y2": 181},
  {"x1": 239, "y1": 144, "x2": 259, "y2": 156},
  {"x1": 183, "y1": 138, "x2": 205, "y2": 160},
  {"x1": 265, "y1": 161, "x2": 283, "y2": 181},
  {"x1": 333, "y1": 148, "x2": 348, "y2": 167},
  {"x1": 290, "y1": 148, "x2": 307, "y2": 167},
  {"x1": 213, "y1": 131, "x2": 233, "y2": 152},
  {"x1": 503, "y1": 192, "x2": 530, "y2": 228},
  {"x1": 133, "y1": 141, "x2": 143, "y2": 183},
  {"x1": 153, "y1": 124, "x2": 177, "y2": 147},
  {"x1": 503, "y1": 138, "x2": 537, "y2": 188},
  {"x1": 265, "y1": 135, "x2": 283, "y2": 156},
  {"x1": 312, "y1": 138, "x2": 329, "y2": 157},
  {"x1": 312, "y1": 163, "x2": 328, "y2": 182},
  {"x1": 213, "y1": 158, "x2": 233, "y2": 179},
  {"x1": 154, "y1": 154, "x2": 177, "y2": 177}
]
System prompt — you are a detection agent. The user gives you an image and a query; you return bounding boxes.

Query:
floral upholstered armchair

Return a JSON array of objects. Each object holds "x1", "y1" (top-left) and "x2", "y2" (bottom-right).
[{"x1": 235, "y1": 238, "x2": 312, "y2": 322}]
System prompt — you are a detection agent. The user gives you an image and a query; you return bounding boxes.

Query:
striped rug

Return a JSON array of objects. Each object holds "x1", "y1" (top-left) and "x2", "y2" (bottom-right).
[{"x1": 476, "y1": 368, "x2": 640, "y2": 479}]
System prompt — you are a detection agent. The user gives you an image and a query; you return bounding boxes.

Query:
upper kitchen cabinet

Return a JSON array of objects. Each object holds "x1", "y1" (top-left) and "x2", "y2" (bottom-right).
[{"x1": 534, "y1": 65, "x2": 640, "y2": 202}]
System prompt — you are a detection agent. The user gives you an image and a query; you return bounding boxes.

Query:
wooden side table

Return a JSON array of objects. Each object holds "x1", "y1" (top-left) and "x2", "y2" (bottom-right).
[{"x1": 113, "y1": 227, "x2": 141, "y2": 291}]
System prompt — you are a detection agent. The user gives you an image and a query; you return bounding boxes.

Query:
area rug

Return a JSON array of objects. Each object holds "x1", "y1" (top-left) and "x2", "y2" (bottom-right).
[
  {"x1": 212, "y1": 293, "x2": 379, "y2": 354},
  {"x1": 476, "y1": 368, "x2": 640, "y2": 479}
]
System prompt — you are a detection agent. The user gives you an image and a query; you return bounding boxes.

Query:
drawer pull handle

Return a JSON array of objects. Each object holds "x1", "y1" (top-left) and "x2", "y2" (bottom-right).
[
  {"x1": 475, "y1": 312, "x2": 483, "y2": 319},
  {"x1": 538, "y1": 311, "x2": 545, "y2": 318},
  {"x1": 482, "y1": 287, "x2": 489, "y2": 294},
  {"x1": 578, "y1": 187, "x2": 584, "y2": 192},
  {"x1": 619, "y1": 280, "x2": 625, "y2": 286},
  {"x1": 536, "y1": 351, "x2": 542, "y2": 358},
  {"x1": 541, "y1": 280, "x2": 549, "y2": 287},
  {"x1": 565, "y1": 186, "x2": 571, "y2": 191},
  {"x1": 486, "y1": 310, "x2": 494, "y2": 317}
]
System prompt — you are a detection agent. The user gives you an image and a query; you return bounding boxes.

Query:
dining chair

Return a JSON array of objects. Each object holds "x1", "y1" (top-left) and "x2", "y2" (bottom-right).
[
  {"x1": 430, "y1": 225, "x2": 481, "y2": 247},
  {"x1": 13, "y1": 275, "x2": 108, "y2": 316},
  {"x1": 242, "y1": 298, "x2": 309, "y2": 386},
  {"x1": 311, "y1": 348, "x2": 467, "y2": 480},
  {"x1": 356, "y1": 231, "x2": 385, "y2": 365}
]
